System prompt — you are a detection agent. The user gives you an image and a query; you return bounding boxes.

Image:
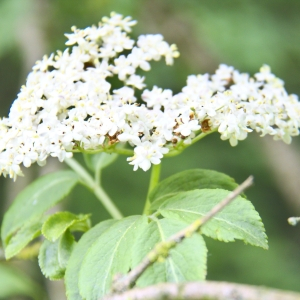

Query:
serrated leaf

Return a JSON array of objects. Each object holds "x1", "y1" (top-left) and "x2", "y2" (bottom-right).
[
  {"x1": 78, "y1": 215, "x2": 147, "y2": 300},
  {"x1": 38, "y1": 230, "x2": 76, "y2": 280},
  {"x1": 1, "y1": 170, "x2": 79, "y2": 248},
  {"x1": 65, "y1": 219, "x2": 117, "y2": 300},
  {"x1": 83, "y1": 152, "x2": 118, "y2": 172},
  {"x1": 42, "y1": 212, "x2": 90, "y2": 242},
  {"x1": 149, "y1": 169, "x2": 242, "y2": 212},
  {"x1": 159, "y1": 189, "x2": 268, "y2": 249},
  {"x1": 133, "y1": 218, "x2": 207, "y2": 287},
  {"x1": 5, "y1": 217, "x2": 44, "y2": 260},
  {"x1": 0, "y1": 263, "x2": 45, "y2": 300}
]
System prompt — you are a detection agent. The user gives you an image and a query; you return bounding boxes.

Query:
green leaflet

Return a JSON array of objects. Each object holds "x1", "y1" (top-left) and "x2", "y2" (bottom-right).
[
  {"x1": 159, "y1": 189, "x2": 268, "y2": 249},
  {"x1": 149, "y1": 169, "x2": 242, "y2": 212},
  {"x1": 42, "y1": 212, "x2": 90, "y2": 242},
  {"x1": 132, "y1": 218, "x2": 207, "y2": 287},
  {"x1": 0, "y1": 263, "x2": 45, "y2": 300},
  {"x1": 65, "y1": 219, "x2": 117, "y2": 300},
  {"x1": 38, "y1": 230, "x2": 76, "y2": 280},
  {"x1": 1, "y1": 170, "x2": 79, "y2": 249},
  {"x1": 78, "y1": 215, "x2": 147, "y2": 300},
  {"x1": 5, "y1": 217, "x2": 44, "y2": 260}
]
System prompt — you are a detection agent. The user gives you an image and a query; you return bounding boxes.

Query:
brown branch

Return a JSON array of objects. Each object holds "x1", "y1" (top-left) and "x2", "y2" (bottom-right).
[
  {"x1": 111, "y1": 176, "x2": 254, "y2": 294},
  {"x1": 103, "y1": 280, "x2": 300, "y2": 300}
]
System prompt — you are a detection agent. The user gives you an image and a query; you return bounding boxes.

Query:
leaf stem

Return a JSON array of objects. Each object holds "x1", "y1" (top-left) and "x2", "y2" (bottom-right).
[
  {"x1": 143, "y1": 164, "x2": 161, "y2": 215},
  {"x1": 65, "y1": 157, "x2": 123, "y2": 219}
]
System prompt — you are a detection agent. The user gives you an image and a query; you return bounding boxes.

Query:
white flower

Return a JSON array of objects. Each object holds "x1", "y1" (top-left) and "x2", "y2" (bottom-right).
[
  {"x1": 127, "y1": 141, "x2": 169, "y2": 171},
  {"x1": 230, "y1": 71, "x2": 261, "y2": 101},
  {"x1": 127, "y1": 47, "x2": 151, "y2": 71},
  {"x1": 126, "y1": 75, "x2": 146, "y2": 90},
  {"x1": 1, "y1": 13, "x2": 299, "y2": 179},
  {"x1": 174, "y1": 111, "x2": 201, "y2": 137},
  {"x1": 65, "y1": 26, "x2": 87, "y2": 46},
  {"x1": 113, "y1": 87, "x2": 136, "y2": 103},
  {"x1": 142, "y1": 86, "x2": 173, "y2": 110},
  {"x1": 111, "y1": 55, "x2": 135, "y2": 80},
  {"x1": 215, "y1": 64, "x2": 234, "y2": 80},
  {"x1": 255, "y1": 64, "x2": 275, "y2": 82},
  {"x1": 33, "y1": 54, "x2": 54, "y2": 72},
  {"x1": 102, "y1": 12, "x2": 137, "y2": 32},
  {"x1": 103, "y1": 28, "x2": 134, "y2": 53}
]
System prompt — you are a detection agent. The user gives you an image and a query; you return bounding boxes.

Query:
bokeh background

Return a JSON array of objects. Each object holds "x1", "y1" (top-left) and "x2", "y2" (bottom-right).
[{"x1": 0, "y1": 0, "x2": 300, "y2": 299}]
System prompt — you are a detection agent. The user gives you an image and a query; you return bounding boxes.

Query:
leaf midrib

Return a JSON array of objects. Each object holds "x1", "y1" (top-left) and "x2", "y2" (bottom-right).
[
  {"x1": 97, "y1": 218, "x2": 140, "y2": 298},
  {"x1": 154, "y1": 220, "x2": 179, "y2": 283},
  {"x1": 160, "y1": 207, "x2": 266, "y2": 246}
]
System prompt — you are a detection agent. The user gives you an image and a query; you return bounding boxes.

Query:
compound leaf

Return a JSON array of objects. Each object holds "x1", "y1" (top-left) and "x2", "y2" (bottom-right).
[
  {"x1": 78, "y1": 215, "x2": 147, "y2": 299},
  {"x1": 65, "y1": 219, "x2": 117, "y2": 300},
  {"x1": 132, "y1": 218, "x2": 207, "y2": 287},
  {"x1": 149, "y1": 169, "x2": 242, "y2": 212},
  {"x1": 159, "y1": 189, "x2": 268, "y2": 249}
]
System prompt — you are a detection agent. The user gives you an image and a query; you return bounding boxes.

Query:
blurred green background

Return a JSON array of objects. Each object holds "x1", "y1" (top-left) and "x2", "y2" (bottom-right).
[{"x1": 0, "y1": 0, "x2": 300, "y2": 299}]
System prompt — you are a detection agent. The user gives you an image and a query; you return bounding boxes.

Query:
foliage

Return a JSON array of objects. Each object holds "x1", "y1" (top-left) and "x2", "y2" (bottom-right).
[
  {"x1": 0, "y1": 3, "x2": 300, "y2": 300},
  {"x1": 1, "y1": 163, "x2": 267, "y2": 299}
]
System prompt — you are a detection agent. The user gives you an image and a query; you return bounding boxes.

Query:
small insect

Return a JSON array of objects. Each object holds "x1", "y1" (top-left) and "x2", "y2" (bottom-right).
[{"x1": 201, "y1": 119, "x2": 211, "y2": 133}]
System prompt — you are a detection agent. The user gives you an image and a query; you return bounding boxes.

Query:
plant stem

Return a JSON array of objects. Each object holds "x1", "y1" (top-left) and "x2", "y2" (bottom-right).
[
  {"x1": 143, "y1": 164, "x2": 161, "y2": 215},
  {"x1": 72, "y1": 146, "x2": 134, "y2": 156},
  {"x1": 65, "y1": 157, "x2": 123, "y2": 219},
  {"x1": 166, "y1": 130, "x2": 216, "y2": 157}
]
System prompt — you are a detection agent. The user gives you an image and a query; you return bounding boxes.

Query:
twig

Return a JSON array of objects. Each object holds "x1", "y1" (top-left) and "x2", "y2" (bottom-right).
[
  {"x1": 111, "y1": 176, "x2": 254, "y2": 293},
  {"x1": 65, "y1": 158, "x2": 123, "y2": 219},
  {"x1": 103, "y1": 280, "x2": 300, "y2": 300}
]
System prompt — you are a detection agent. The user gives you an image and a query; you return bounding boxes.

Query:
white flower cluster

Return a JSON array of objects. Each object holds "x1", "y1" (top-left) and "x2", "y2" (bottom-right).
[{"x1": 1, "y1": 13, "x2": 299, "y2": 179}]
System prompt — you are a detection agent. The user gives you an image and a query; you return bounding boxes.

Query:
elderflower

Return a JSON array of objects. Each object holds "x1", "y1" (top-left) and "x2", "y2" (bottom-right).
[{"x1": 1, "y1": 12, "x2": 300, "y2": 180}]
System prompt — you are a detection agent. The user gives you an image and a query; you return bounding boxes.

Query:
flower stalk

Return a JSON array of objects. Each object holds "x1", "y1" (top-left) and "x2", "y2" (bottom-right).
[
  {"x1": 143, "y1": 164, "x2": 161, "y2": 215},
  {"x1": 65, "y1": 157, "x2": 123, "y2": 219}
]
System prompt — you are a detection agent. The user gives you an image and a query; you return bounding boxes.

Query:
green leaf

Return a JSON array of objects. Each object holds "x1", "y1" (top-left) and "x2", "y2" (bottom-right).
[
  {"x1": 0, "y1": 263, "x2": 45, "y2": 300},
  {"x1": 133, "y1": 218, "x2": 207, "y2": 287},
  {"x1": 83, "y1": 152, "x2": 118, "y2": 172},
  {"x1": 38, "y1": 230, "x2": 76, "y2": 280},
  {"x1": 78, "y1": 215, "x2": 147, "y2": 299},
  {"x1": 42, "y1": 212, "x2": 90, "y2": 242},
  {"x1": 1, "y1": 170, "x2": 79, "y2": 248},
  {"x1": 159, "y1": 189, "x2": 268, "y2": 249},
  {"x1": 65, "y1": 219, "x2": 117, "y2": 300},
  {"x1": 5, "y1": 216, "x2": 44, "y2": 260},
  {"x1": 149, "y1": 169, "x2": 242, "y2": 212}
]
